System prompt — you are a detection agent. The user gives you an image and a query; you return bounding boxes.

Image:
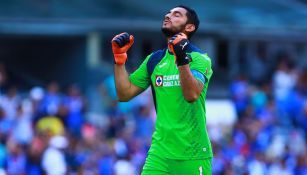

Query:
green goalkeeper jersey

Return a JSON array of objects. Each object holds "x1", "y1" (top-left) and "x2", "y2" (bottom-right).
[{"x1": 129, "y1": 45, "x2": 213, "y2": 160}]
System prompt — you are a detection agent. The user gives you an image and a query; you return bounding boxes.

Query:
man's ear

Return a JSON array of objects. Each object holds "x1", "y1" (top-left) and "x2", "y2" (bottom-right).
[{"x1": 185, "y1": 24, "x2": 195, "y2": 33}]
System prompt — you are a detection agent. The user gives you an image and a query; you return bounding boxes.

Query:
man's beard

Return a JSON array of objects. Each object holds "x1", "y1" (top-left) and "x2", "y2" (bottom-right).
[
  {"x1": 161, "y1": 24, "x2": 186, "y2": 38},
  {"x1": 161, "y1": 27, "x2": 177, "y2": 38}
]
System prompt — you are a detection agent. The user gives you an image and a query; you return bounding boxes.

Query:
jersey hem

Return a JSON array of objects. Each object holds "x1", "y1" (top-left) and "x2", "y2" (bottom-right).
[
  {"x1": 148, "y1": 152, "x2": 214, "y2": 160},
  {"x1": 165, "y1": 155, "x2": 213, "y2": 160}
]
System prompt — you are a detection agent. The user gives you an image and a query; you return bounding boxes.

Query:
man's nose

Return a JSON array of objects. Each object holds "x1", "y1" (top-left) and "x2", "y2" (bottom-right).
[
  {"x1": 165, "y1": 13, "x2": 171, "y2": 19},
  {"x1": 164, "y1": 15, "x2": 170, "y2": 21}
]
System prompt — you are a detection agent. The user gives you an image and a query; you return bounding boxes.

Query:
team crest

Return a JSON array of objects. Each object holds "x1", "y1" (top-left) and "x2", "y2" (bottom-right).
[{"x1": 155, "y1": 75, "x2": 163, "y2": 87}]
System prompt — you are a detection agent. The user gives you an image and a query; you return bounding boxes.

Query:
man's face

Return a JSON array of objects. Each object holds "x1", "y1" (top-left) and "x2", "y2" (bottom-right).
[{"x1": 161, "y1": 7, "x2": 188, "y2": 38}]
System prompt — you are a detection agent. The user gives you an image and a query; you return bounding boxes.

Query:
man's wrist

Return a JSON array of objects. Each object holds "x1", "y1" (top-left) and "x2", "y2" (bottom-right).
[
  {"x1": 177, "y1": 64, "x2": 190, "y2": 69},
  {"x1": 176, "y1": 54, "x2": 192, "y2": 66}
]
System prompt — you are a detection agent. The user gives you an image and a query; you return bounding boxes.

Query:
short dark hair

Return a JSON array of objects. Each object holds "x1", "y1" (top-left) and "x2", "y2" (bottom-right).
[{"x1": 176, "y1": 5, "x2": 200, "y2": 38}]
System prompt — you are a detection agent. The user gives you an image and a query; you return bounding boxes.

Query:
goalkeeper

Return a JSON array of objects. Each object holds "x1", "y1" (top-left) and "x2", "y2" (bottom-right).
[{"x1": 111, "y1": 5, "x2": 213, "y2": 175}]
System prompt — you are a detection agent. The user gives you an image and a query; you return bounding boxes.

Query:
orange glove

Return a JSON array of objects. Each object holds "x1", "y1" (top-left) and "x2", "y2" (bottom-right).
[
  {"x1": 111, "y1": 32, "x2": 134, "y2": 65},
  {"x1": 168, "y1": 33, "x2": 191, "y2": 66}
]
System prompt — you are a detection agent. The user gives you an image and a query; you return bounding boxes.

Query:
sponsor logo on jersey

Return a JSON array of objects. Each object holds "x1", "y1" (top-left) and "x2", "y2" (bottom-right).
[
  {"x1": 155, "y1": 74, "x2": 180, "y2": 87},
  {"x1": 158, "y1": 62, "x2": 167, "y2": 68},
  {"x1": 155, "y1": 75, "x2": 163, "y2": 86}
]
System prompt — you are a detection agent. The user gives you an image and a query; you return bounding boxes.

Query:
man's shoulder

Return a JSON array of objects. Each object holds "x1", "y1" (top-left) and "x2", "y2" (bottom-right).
[
  {"x1": 188, "y1": 45, "x2": 212, "y2": 68},
  {"x1": 187, "y1": 44, "x2": 205, "y2": 54},
  {"x1": 150, "y1": 48, "x2": 167, "y2": 58},
  {"x1": 147, "y1": 48, "x2": 167, "y2": 65},
  {"x1": 146, "y1": 48, "x2": 167, "y2": 76}
]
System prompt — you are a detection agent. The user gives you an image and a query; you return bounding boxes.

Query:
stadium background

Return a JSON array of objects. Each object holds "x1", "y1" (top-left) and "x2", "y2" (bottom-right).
[{"x1": 0, "y1": 0, "x2": 307, "y2": 174}]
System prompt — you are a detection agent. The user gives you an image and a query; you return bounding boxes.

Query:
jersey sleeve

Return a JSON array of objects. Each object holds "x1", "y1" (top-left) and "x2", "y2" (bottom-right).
[
  {"x1": 129, "y1": 54, "x2": 152, "y2": 89},
  {"x1": 189, "y1": 52, "x2": 213, "y2": 84}
]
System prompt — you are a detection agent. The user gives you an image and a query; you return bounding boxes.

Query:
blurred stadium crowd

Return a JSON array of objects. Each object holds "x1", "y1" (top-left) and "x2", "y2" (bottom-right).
[
  {"x1": 0, "y1": 61, "x2": 155, "y2": 175},
  {"x1": 0, "y1": 50, "x2": 306, "y2": 175},
  {"x1": 213, "y1": 52, "x2": 307, "y2": 175}
]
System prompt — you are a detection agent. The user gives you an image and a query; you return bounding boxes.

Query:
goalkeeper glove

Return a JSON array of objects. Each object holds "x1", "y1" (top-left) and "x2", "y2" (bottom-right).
[
  {"x1": 168, "y1": 33, "x2": 192, "y2": 66},
  {"x1": 111, "y1": 32, "x2": 134, "y2": 65}
]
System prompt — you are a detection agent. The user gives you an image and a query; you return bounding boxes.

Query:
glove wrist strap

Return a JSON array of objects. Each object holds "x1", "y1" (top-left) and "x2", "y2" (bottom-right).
[
  {"x1": 114, "y1": 53, "x2": 127, "y2": 65},
  {"x1": 176, "y1": 54, "x2": 191, "y2": 66}
]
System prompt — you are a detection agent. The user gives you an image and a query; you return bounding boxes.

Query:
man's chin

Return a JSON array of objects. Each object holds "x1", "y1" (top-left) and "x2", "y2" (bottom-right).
[{"x1": 161, "y1": 27, "x2": 176, "y2": 38}]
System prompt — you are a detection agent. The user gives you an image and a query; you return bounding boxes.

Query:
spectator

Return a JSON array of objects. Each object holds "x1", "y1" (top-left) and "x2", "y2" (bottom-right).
[
  {"x1": 12, "y1": 104, "x2": 33, "y2": 145},
  {"x1": 0, "y1": 107, "x2": 13, "y2": 138},
  {"x1": 63, "y1": 84, "x2": 86, "y2": 136},
  {"x1": 0, "y1": 86, "x2": 20, "y2": 121},
  {"x1": 40, "y1": 82, "x2": 62, "y2": 116},
  {"x1": 102, "y1": 74, "x2": 134, "y2": 114},
  {"x1": 0, "y1": 63, "x2": 7, "y2": 95},
  {"x1": 230, "y1": 74, "x2": 249, "y2": 118},
  {"x1": 134, "y1": 105, "x2": 154, "y2": 140},
  {"x1": 26, "y1": 135, "x2": 45, "y2": 175},
  {"x1": 113, "y1": 160, "x2": 136, "y2": 175},
  {"x1": 247, "y1": 152, "x2": 267, "y2": 175},
  {"x1": 267, "y1": 157, "x2": 293, "y2": 175},
  {"x1": 5, "y1": 140, "x2": 27, "y2": 175},
  {"x1": 247, "y1": 44, "x2": 271, "y2": 85},
  {"x1": 42, "y1": 135, "x2": 68, "y2": 175},
  {"x1": 273, "y1": 55, "x2": 297, "y2": 108},
  {"x1": 36, "y1": 116, "x2": 65, "y2": 137}
]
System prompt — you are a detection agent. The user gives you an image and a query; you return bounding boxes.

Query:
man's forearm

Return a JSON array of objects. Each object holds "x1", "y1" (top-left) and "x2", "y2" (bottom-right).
[
  {"x1": 114, "y1": 64, "x2": 132, "y2": 101},
  {"x1": 178, "y1": 65, "x2": 203, "y2": 102}
]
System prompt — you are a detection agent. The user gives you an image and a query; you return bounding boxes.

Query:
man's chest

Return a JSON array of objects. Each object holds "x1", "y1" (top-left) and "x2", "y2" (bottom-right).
[{"x1": 151, "y1": 58, "x2": 181, "y2": 88}]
